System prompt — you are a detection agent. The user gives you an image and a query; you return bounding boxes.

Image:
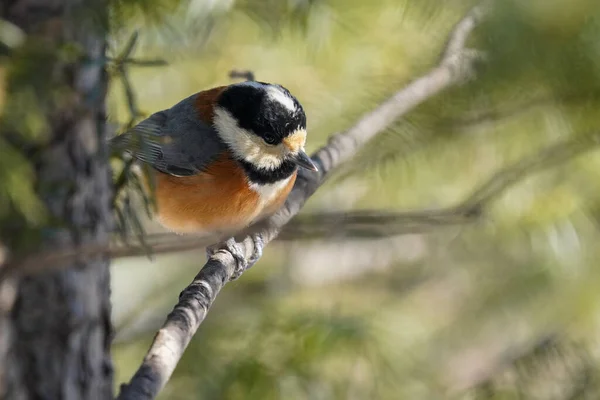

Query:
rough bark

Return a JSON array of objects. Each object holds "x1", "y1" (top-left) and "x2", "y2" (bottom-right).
[{"x1": 1, "y1": 0, "x2": 114, "y2": 399}]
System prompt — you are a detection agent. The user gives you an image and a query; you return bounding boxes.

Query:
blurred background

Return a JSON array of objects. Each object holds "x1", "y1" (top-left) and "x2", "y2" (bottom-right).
[{"x1": 8, "y1": 0, "x2": 600, "y2": 398}]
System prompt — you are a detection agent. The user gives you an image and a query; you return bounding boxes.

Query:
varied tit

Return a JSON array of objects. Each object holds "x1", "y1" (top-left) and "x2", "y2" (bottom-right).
[{"x1": 109, "y1": 81, "x2": 318, "y2": 272}]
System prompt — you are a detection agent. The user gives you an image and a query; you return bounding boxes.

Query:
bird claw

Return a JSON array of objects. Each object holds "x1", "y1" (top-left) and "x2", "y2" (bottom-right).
[
  {"x1": 247, "y1": 233, "x2": 264, "y2": 269},
  {"x1": 206, "y1": 234, "x2": 264, "y2": 281}
]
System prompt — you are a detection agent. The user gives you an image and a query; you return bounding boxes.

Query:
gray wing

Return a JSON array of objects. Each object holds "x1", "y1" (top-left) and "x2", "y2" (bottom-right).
[{"x1": 109, "y1": 94, "x2": 226, "y2": 176}]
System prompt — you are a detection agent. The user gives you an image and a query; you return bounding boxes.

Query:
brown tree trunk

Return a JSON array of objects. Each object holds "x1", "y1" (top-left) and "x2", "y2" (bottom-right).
[{"x1": 1, "y1": 0, "x2": 114, "y2": 398}]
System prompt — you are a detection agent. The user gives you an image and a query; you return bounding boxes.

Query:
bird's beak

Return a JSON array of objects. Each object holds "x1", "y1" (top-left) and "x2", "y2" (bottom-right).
[{"x1": 292, "y1": 150, "x2": 318, "y2": 172}]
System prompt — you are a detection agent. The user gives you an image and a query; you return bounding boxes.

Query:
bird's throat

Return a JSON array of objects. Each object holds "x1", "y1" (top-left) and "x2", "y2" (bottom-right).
[{"x1": 237, "y1": 158, "x2": 297, "y2": 185}]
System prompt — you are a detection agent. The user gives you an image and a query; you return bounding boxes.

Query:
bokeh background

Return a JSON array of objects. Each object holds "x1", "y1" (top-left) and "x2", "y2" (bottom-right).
[{"x1": 70, "y1": 0, "x2": 600, "y2": 398}]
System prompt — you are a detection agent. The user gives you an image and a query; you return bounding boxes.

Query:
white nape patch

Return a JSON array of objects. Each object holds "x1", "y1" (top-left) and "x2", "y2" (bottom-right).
[
  {"x1": 213, "y1": 107, "x2": 287, "y2": 170},
  {"x1": 249, "y1": 176, "x2": 293, "y2": 206},
  {"x1": 266, "y1": 86, "x2": 296, "y2": 112}
]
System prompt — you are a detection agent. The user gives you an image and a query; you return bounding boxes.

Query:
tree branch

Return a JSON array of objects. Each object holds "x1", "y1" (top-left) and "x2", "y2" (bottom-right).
[{"x1": 116, "y1": 4, "x2": 489, "y2": 399}]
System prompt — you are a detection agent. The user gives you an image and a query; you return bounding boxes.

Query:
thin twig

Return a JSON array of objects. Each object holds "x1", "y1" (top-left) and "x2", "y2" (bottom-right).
[
  {"x1": 440, "y1": 1, "x2": 489, "y2": 62},
  {"x1": 228, "y1": 69, "x2": 255, "y2": 81},
  {"x1": 0, "y1": 235, "x2": 219, "y2": 281},
  {"x1": 116, "y1": 4, "x2": 490, "y2": 399}
]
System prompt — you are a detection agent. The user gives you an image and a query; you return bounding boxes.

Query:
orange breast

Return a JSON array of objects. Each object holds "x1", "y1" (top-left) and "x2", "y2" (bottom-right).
[{"x1": 154, "y1": 152, "x2": 260, "y2": 234}]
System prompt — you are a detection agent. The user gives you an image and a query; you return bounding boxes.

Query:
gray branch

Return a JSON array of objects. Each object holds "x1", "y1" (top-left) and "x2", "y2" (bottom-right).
[{"x1": 117, "y1": 4, "x2": 488, "y2": 399}]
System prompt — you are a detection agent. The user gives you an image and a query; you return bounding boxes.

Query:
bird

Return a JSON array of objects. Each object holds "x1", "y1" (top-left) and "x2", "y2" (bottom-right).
[{"x1": 109, "y1": 80, "x2": 318, "y2": 276}]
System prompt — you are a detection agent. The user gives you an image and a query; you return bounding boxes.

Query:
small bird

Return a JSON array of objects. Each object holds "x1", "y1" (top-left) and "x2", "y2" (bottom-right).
[{"x1": 110, "y1": 81, "x2": 318, "y2": 273}]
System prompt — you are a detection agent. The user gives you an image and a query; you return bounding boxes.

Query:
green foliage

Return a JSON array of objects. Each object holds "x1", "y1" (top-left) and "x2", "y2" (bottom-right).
[{"x1": 23, "y1": 0, "x2": 600, "y2": 398}]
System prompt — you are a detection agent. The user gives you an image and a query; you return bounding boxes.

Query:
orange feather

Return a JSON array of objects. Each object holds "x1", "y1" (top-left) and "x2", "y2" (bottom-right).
[
  {"x1": 194, "y1": 86, "x2": 226, "y2": 124},
  {"x1": 154, "y1": 152, "x2": 259, "y2": 234}
]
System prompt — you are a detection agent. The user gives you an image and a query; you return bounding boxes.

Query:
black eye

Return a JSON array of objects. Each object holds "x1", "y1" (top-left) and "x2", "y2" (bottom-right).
[{"x1": 263, "y1": 134, "x2": 277, "y2": 145}]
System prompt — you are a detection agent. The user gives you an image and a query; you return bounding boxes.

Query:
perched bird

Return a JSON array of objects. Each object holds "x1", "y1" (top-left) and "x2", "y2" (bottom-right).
[{"x1": 110, "y1": 81, "x2": 318, "y2": 273}]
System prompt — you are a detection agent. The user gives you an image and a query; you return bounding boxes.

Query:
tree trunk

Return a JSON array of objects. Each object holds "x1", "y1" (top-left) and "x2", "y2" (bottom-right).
[{"x1": 1, "y1": 0, "x2": 114, "y2": 398}]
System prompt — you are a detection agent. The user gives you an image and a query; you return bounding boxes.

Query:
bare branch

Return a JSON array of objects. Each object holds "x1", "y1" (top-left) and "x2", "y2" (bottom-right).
[
  {"x1": 116, "y1": 4, "x2": 489, "y2": 399},
  {"x1": 440, "y1": 1, "x2": 489, "y2": 62},
  {"x1": 0, "y1": 234, "x2": 219, "y2": 281}
]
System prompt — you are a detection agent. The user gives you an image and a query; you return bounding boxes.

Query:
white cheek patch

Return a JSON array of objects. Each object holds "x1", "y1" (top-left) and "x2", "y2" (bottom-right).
[
  {"x1": 213, "y1": 107, "x2": 287, "y2": 170},
  {"x1": 266, "y1": 86, "x2": 296, "y2": 113}
]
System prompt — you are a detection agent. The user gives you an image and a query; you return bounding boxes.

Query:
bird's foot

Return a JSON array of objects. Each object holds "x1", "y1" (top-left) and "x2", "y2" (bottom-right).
[
  {"x1": 247, "y1": 233, "x2": 264, "y2": 269},
  {"x1": 205, "y1": 234, "x2": 264, "y2": 281}
]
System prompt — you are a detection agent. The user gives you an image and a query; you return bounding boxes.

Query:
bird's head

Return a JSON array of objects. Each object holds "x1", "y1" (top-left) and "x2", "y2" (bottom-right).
[{"x1": 212, "y1": 81, "x2": 318, "y2": 173}]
